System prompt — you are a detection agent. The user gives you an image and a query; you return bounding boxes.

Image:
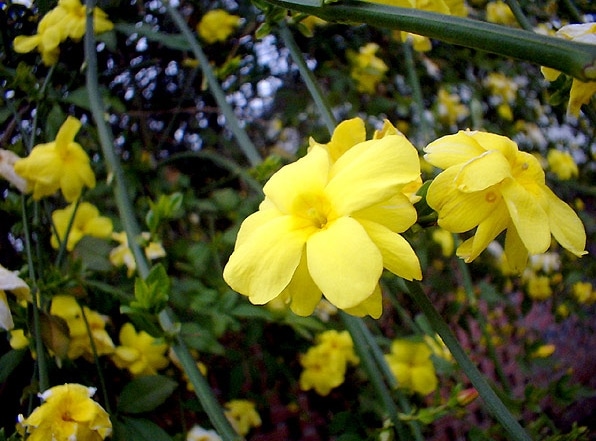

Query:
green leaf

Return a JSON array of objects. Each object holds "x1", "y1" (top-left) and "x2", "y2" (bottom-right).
[
  {"x1": 0, "y1": 349, "x2": 26, "y2": 383},
  {"x1": 131, "y1": 264, "x2": 170, "y2": 313},
  {"x1": 112, "y1": 416, "x2": 173, "y2": 441},
  {"x1": 117, "y1": 375, "x2": 178, "y2": 414}
]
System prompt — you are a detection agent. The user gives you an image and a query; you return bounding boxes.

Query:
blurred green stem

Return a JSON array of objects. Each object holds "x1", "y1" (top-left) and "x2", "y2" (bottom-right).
[
  {"x1": 85, "y1": 7, "x2": 241, "y2": 440},
  {"x1": 405, "y1": 280, "x2": 531, "y2": 441},
  {"x1": 504, "y1": 0, "x2": 533, "y2": 32},
  {"x1": 278, "y1": 21, "x2": 337, "y2": 134},
  {"x1": 262, "y1": 0, "x2": 596, "y2": 81},
  {"x1": 165, "y1": 2, "x2": 262, "y2": 167}
]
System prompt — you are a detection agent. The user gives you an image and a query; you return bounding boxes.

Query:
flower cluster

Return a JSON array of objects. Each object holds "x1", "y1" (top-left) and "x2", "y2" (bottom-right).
[
  {"x1": 13, "y1": 0, "x2": 113, "y2": 65},
  {"x1": 384, "y1": 338, "x2": 438, "y2": 395},
  {"x1": 224, "y1": 118, "x2": 422, "y2": 318},
  {"x1": 51, "y1": 202, "x2": 113, "y2": 251},
  {"x1": 18, "y1": 383, "x2": 112, "y2": 441},
  {"x1": 299, "y1": 330, "x2": 359, "y2": 396},
  {"x1": 347, "y1": 43, "x2": 389, "y2": 93},
  {"x1": 110, "y1": 231, "x2": 166, "y2": 277}
]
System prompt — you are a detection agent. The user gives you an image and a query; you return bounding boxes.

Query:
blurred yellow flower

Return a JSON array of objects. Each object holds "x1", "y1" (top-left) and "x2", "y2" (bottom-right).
[
  {"x1": 223, "y1": 118, "x2": 421, "y2": 318},
  {"x1": 18, "y1": 383, "x2": 112, "y2": 441},
  {"x1": 572, "y1": 281, "x2": 595, "y2": 304},
  {"x1": 14, "y1": 117, "x2": 96, "y2": 202},
  {"x1": 484, "y1": 72, "x2": 518, "y2": 121},
  {"x1": 541, "y1": 23, "x2": 596, "y2": 117},
  {"x1": 485, "y1": 1, "x2": 517, "y2": 26},
  {"x1": 526, "y1": 275, "x2": 552, "y2": 300},
  {"x1": 13, "y1": 0, "x2": 113, "y2": 66},
  {"x1": 547, "y1": 149, "x2": 578, "y2": 180},
  {"x1": 431, "y1": 227, "x2": 455, "y2": 257},
  {"x1": 436, "y1": 88, "x2": 469, "y2": 127},
  {"x1": 51, "y1": 202, "x2": 113, "y2": 251},
  {"x1": 385, "y1": 339, "x2": 438, "y2": 395},
  {"x1": 50, "y1": 295, "x2": 115, "y2": 361},
  {"x1": 197, "y1": 9, "x2": 241, "y2": 44},
  {"x1": 9, "y1": 329, "x2": 30, "y2": 350},
  {"x1": 111, "y1": 323, "x2": 169, "y2": 376},
  {"x1": 224, "y1": 400, "x2": 262, "y2": 436},
  {"x1": 0, "y1": 264, "x2": 31, "y2": 331},
  {"x1": 424, "y1": 130, "x2": 586, "y2": 271},
  {"x1": 299, "y1": 330, "x2": 359, "y2": 396},
  {"x1": 347, "y1": 43, "x2": 389, "y2": 93},
  {"x1": 109, "y1": 231, "x2": 166, "y2": 277},
  {"x1": 532, "y1": 344, "x2": 555, "y2": 358}
]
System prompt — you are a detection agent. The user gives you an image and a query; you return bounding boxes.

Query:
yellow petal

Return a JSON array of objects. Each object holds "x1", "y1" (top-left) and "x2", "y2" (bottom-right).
[
  {"x1": 503, "y1": 225, "x2": 529, "y2": 272},
  {"x1": 411, "y1": 365, "x2": 438, "y2": 395},
  {"x1": 264, "y1": 146, "x2": 329, "y2": 214},
  {"x1": 327, "y1": 136, "x2": 420, "y2": 214},
  {"x1": 455, "y1": 150, "x2": 512, "y2": 192},
  {"x1": 342, "y1": 284, "x2": 383, "y2": 318},
  {"x1": 223, "y1": 215, "x2": 310, "y2": 304},
  {"x1": 424, "y1": 131, "x2": 486, "y2": 169},
  {"x1": 0, "y1": 291, "x2": 15, "y2": 330},
  {"x1": 358, "y1": 219, "x2": 421, "y2": 280},
  {"x1": 465, "y1": 131, "x2": 519, "y2": 162},
  {"x1": 285, "y1": 253, "x2": 323, "y2": 316},
  {"x1": 307, "y1": 216, "x2": 382, "y2": 309},
  {"x1": 567, "y1": 79, "x2": 596, "y2": 117},
  {"x1": 353, "y1": 193, "x2": 417, "y2": 233},
  {"x1": 13, "y1": 35, "x2": 41, "y2": 53},
  {"x1": 56, "y1": 117, "x2": 82, "y2": 152},
  {"x1": 542, "y1": 186, "x2": 587, "y2": 256},
  {"x1": 325, "y1": 118, "x2": 367, "y2": 161},
  {"x1": 467, "y1": 202, "x2": 510, "y2": 261},
  {"x1": 541, "y1": 66, "x2": 561, "y2": 82},
  {"x1": 500, "y1": 179, "x2": 550, "y2": 254}
]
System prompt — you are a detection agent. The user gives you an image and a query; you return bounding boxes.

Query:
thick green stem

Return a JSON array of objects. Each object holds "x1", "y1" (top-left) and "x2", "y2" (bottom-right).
[
  {"x1": 85, "y1": 8, "x2": 241, "y2": 440},
  {"x1": 405, "y1": 280, "x2": 532, "y2": 441},
  {"x1": 164, "y1": 2, "x2": 262, "y2": 167},
  {"x1": 262, "y1": 0, "x2": 596, "y2": 81},
  {"x1": 278, "y1": 21, "x2": 337, "y2": 134}
]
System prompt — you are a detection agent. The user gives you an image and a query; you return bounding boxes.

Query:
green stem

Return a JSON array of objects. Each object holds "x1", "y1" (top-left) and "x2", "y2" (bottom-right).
[
  {"x1": 278, "y1": 21, "x2": 337, "y2": 134},
  {"x1": 261, "y1": 0, "x2": 596, "y2": 81},
  {"x1": 21, "y1": 197, "x2": 49, "y2": 392},
  {"x1": 85, "y1": 8, "x2": 240, "y2": 440},
  {"x1": 504, "y1": 0, "x2": 533, "y2": 32},
  {"x1": 402, "y1": 40, "x2": 433, "y2": 146},
  {"x1": 341, "y1": 313, "x2": 410, "y2": 439},
  {"x1": 560, "y1": 0, "x2": 583, "y2": 23},
  {"x1": 164, "y1": 2, "x2": 262, "y2": 167},
  {"x1": 405, "y1": 280, "x2": 532, "y2": 441}
]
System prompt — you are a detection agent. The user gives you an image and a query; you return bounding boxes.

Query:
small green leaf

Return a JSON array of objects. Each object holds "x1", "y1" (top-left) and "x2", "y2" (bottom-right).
[
  {"x1": 0, "y1": 349, "x2": 26, "y2": 383},
  {"x1": 117, "y1": 375, "x2": 178, "y2": 414}
]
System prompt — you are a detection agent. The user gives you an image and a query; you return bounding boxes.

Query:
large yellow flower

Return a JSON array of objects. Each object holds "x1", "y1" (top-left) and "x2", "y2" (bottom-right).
[
  {"x1": 111, "y1": 323, "x2": 169, "y2": 376},
  {"x1": 18, "y1": 383, "x2": 112, "y2": 441},
  {"x1": 541, "y1": 23, "x2": 596, "y2": 117},
  {"x1": 51, "y1": 202, "x2": 113, "y2": 251},
  {"x1": 424, "y1": 130, "x2": 586, "y2": 271},
  {"x1": 223, "y1": 118, "x2": 422, "y2": 318},
  {"x1": 14, "y1": 117, "x2": 96, "y2": 202}
]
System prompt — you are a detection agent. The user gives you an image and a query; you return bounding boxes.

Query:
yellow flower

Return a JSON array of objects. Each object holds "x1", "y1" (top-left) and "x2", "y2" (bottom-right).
[
  {"x1": 51, "y1": 202, "x2": 113, "y2": 251},
  {"x1": 424, "y1": 130, "x2": 586, "y2": 271},
  {"x1": 224, "y1": 400, "x2": 262, "y2": 436},
  {"x1": 485, "y1": 1, "x2": 517, "y2": 26},
  {"x1": 436, "y1": 89, "x2": 469, "y2": 127},
  {"x1": 0, "y1": 149, "x2": 28, "y2": 193},
  {"x1": 18, "y1": 383, "x2": 112, "y2": 441},
  {"x1": 186, "y1": 425, "x2": 222, "y2": 441},
  {"x1": 50, "y1": 295, "x2": 115, "y2": 361},
  {"x1": 531, "y1": 344, "x2": 555, "y2": 358},
  {"x1": 196, "y1": 9, "x2": 241, "y2": 44},
  {"x1": 347, "y1": 43, "x2": 389, "y2": 93},
  {"x1": 111, "y1": 323, "x2": 169, "y2": 376},
  {"x1": 13, "y1": 0, "x2": 113, "y2": 66},
  {"x1": 541, "y1": 23, "x2": 596, "y2": 117},
  {"x1": 526, "y1": 275, "x2": 552, "y2": 300},
  {"x1": 299, "y1": 330, "x2": 359, "y2": 396},
  {"x1": 223, "y1": 118, "x2": 422, "y2": 318},
  {"x1": 484, "y1": 72, "x2": 518, "y2": 121},
  {"x1": 10, "y1": 329, "x2": 30, "y2": 350},
  {"x1": 385, "y1": 339, "x2": 438, "y2": 395},
  {"x1": 547, "y1": 149, "x2": 578, "y2": 180},
  {"x1": 431, "y1": 227, "x2": 454, "y2": 257},
  {"x1": 0, "y1": 264, "x2": 31, "y2": 331},
  {"x1": 572, "y1": 281, "x2": 595, "y2": 304},
  {"x1": 109, "y1": 231, "x2": 166, "y2": 277},
  {"x1": 14, "y1": 117, "x2": 96, "y2": 201}
]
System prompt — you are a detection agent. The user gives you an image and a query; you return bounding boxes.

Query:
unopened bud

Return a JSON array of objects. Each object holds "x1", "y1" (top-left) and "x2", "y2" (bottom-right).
[{"x1": 457, "y1": 388, "x2": 479, "y2": 406}]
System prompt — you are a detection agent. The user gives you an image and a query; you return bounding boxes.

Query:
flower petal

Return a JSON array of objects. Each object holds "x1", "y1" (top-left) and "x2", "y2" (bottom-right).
[
  {"x1": 424, "y1": 130, "x2": 486, "y2": 169},
  {"x1": 55, "y1": 117, "x2": 82, "y2": 153},
  {"x1": 307, "y1": 217, "x2": 382, "y2": 309},
  {"x1": 358, "y1": 219, "x2": 421, "y2": 280},
  {"x1": 504, "y1": 225, "x2": 529, "y2": 272},
  {"x1": 285, "y1": 253, "x2": 323, "y2": 317},
  {"x1": 326, "y1": 136, "x2": 420, "y2": 214},
  {"x1": 323, "y1": 117, "x2": 367, "y2": 161},
  {"x1": 342, "y1": 284, "x2": 383, "y2": 318},
  {"x1": 466, "y1": 201, "x2": 510, "y2": 261},
  {"x1": 542, "y1": 186, "x2": 587, "y2": 256},
  {"x1": 455, "y1": 150, "x2": 512, "y2": 192},
  {"x1": 223, "y1": 215, "x2": 310, "y2": 305},
  {"x1": 264, "y1": 146, "x2": 329, "y2": 214},
  {"x1": 353, "y1": 193, "x2": 417, "y2": 233}
]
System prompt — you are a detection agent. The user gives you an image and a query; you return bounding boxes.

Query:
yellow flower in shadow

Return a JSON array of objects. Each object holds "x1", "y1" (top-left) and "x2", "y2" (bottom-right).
[{"x1": 51, "y1": 202, "x2": 113, "y2": 251}]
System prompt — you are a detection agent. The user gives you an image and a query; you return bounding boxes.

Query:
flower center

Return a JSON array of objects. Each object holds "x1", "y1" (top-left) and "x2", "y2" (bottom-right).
[{"x1": 293, "y1": 192, "x2": 334, "y2": 229}]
